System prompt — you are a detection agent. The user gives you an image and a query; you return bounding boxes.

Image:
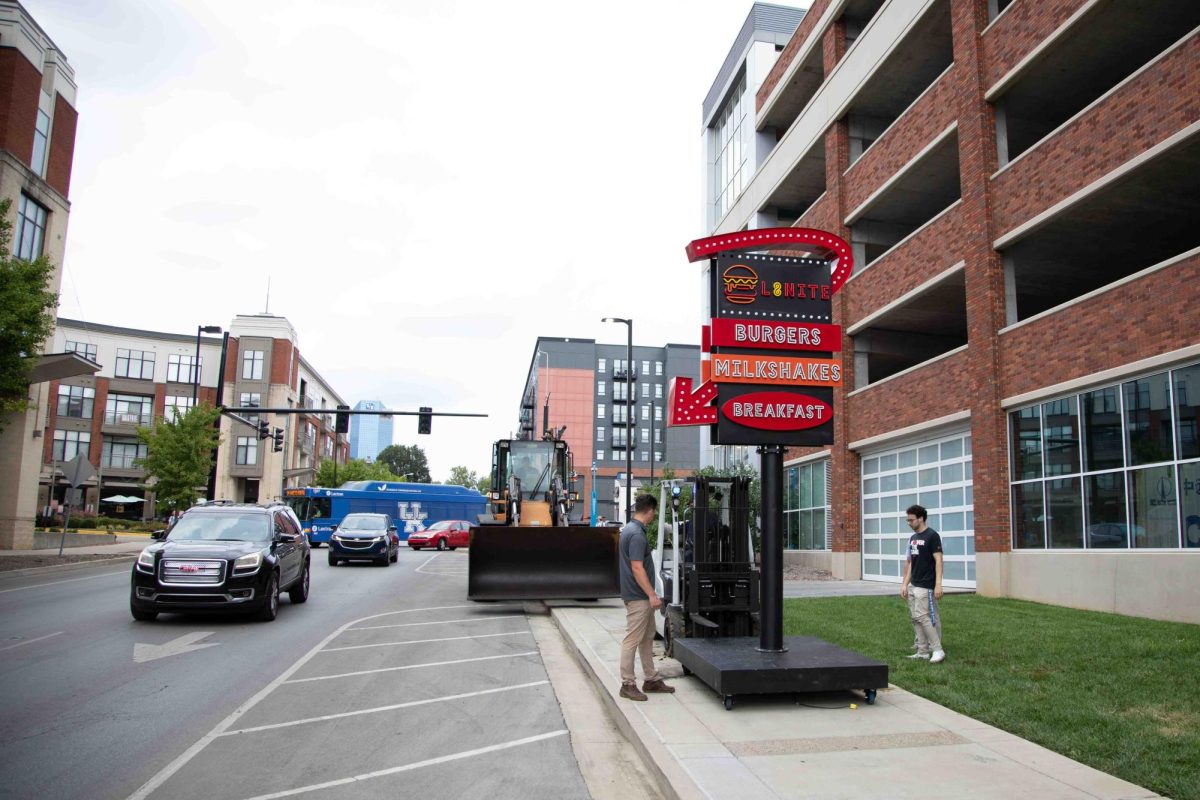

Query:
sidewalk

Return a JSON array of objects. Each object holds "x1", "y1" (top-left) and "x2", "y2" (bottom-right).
[
  {"x1": 550, "y1": 593, "x2": 1161, "y2": 800},
  {"x1": 0, "y1": 535, "x2": 147, "y2": 574}
]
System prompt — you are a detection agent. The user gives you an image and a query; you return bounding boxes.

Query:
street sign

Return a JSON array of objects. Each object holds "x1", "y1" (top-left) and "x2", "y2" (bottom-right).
[{"x1": 62, "y1": 453, "x2": 96, "y2": 488}]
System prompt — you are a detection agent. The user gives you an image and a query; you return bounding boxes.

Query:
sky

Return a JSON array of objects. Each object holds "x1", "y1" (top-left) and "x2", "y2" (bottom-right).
[{"x1": 27, "y1": 0, "x2": 768, "y2": 480}]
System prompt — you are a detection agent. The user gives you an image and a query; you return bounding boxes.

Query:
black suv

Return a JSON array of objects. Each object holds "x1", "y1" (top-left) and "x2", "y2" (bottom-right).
[{"x1": 131, "y1": 502, "x2": 310, "y2": 622}]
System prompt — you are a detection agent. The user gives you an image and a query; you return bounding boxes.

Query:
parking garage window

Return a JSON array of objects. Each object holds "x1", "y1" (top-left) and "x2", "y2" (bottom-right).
[{"x1": 1009, "y1": 361, "x2": 1200, "y2": 550}]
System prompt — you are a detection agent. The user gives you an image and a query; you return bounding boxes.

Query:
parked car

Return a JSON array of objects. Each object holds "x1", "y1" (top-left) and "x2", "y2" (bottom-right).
[
  {"x1": 407, "y1": 519, "x2": 472, "y2": 551},
  {"x1": 328, "y1": 513, "x2": 400, "y2": 566},
  {"x1": 130, "y1": 502, "x2": 310, "y2": 622}
]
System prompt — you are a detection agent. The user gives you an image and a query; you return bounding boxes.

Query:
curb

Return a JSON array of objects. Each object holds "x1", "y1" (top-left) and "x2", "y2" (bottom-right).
[
  {"x1": 549, "y1": 608, "x2": 705, "y2": 800},
  {"x1": 0, "y1": 555, "x2": 136, "y2": 579}
]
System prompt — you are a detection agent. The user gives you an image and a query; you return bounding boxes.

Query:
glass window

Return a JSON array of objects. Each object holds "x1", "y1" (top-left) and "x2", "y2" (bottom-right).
[
  {"x1": 642, "y1": 383, "x2": 649, "y2": 398},
  {"x1": 642, "y1": 360, "x2": 650, "y2": 375},
  {"x1": 1180, "y1": 462, "x2": 1200, "y2": 547},
  {"x1": 1085, "y1": 472, "x2": 1127, "y2": 548},
  {"x1": 242, "y1": 350, "x2": 264, "y2": 380},
  {"x1": 16, "y1": 194, "x2": 47, "y2": 261},
  {"x1": 105, "y1": 393, "x2": 152, "y2": 425},
  {"x1": 164, "y1": 395, "x2": 194, "y2": 420},
  {"x1": 115, "y1": 349, "x2": 155, "y2": 380},
  {"x1": 65, "y1": 340, "x2": 97, "y2": 361},
  {"x1": 1046, "y1": 477, "x2": 1083, "y2": 548},
  {"x1": 166, "y1": 354, "x2": 201, "y2": 384},
  {"x1": 597, "y1": 381, "x2": 605, "y2": 396},
  {"x1": 102, "y1": 436, "x2": 146, "y2": 469},
  {"x1": 655, "y1": 361, "x2": 663, "y2": 376},
  {"x1": 51, "y1": 429, "x2": 90, "y2": 462},
  {"x1": 56, "y1": 385, "x2": 94, "y2": 418},
  {"x1": 1124, "y1": 372, "x2": 1172, "y2": 466},
  {"x1": 597, "y1": 358, "x2": 606, "y2": 373},
  {"x1": 1174, "y1": 365, "x2": 1199, "y2": 460},
  {"x1": 1011, "y1": 406, "x2": 1042, "y2": 479},
  {"x1": 713, "y1": 72, "x2": 748, "y2": 220},
  {"x1": 32, "y1": 107, "x2": 50, "y2": 177},
  {"x1": 654, "y1": 406, "x2": 662, "y2": 422},
  {"x1": 1041, "y1": 397, "x2": 1080, "y2": 476},
  {"x1": 596, "y1": 405, "x2": 605, "y2": 419},
  {"x1": 786, "y1": 461, "x2": 829, "y2": 550},
  {"x1": 641, "y1": 405, "x2": 649, "y2": 420},
  {"x1": 655, "y1": 384, "x2": 663, "y2": 399},
  {"x1": 1129, "y1": 466, "x2": 1178, "y2": 548},
  {"x1": 1082, "y1": 386, "x2": 1123, "y2": 471},
  {"x1": 596, "y1": 426, "x2": 604, "y2": 442},
  {"x1": 236, "y1": 436, "x2": 258, "y2": 465}
]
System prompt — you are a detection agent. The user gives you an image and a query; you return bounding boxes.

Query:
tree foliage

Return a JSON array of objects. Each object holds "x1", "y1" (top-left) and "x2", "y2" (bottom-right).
[
  {"x1": 136, "y1": 404, "x2": 222, "y2": 512},
  {"x1": 0, "y1": 198, "x2": 59, "y2": 428},
  {"x1": 376, "y1": 444, "x2": 431, "y2": 483},
  {"x1": 445, "y1": 465, "x2": 477, "y2": 489},
  {"x1": 313, "y1": 457, "x2": 404, "y2": 487}
]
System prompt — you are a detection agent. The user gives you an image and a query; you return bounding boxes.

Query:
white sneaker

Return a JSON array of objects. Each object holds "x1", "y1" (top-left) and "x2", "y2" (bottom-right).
[
  {"x1": 906, "y1": 652, "x2": 930, "y2": 660},
  {"x1": 930, "y1": 650, "x2": 946, "y2": 664}
]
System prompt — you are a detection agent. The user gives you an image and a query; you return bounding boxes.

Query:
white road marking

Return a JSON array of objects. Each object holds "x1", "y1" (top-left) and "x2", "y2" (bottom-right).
[
  {"x1": 350, "y1": 614, "x2": 523, "y2": 631},
  {"x1": 0, "y1": 631, "x2": 63, "y2": 652},
  {"x1": 0, "y1": 569, "x2": 128, "y2": 594},
  {"x1": 125, "y1": 604, "x2": 528, "y2": 800},
  {"x1": 320, "y1": 630, "x2": 532, "y2": 652},
  {"x1": 285, "y1": 650, "x2": 540, "y2": 684},
  {"x1": 221, "y1": 680, "x2": 550, "y2": 736},
  {"x1": 238, "y1": 730, "x2": 570, "y2": 800},
  {"x1": 133, "y1": 631, "x2": 219, "y2": 663},
  {"x1": 414, "y1": 553, "x2": 440, "y2": 573}
]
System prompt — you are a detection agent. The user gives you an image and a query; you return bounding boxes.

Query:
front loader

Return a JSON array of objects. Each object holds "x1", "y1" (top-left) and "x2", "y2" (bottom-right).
[{"x1": 467, "y1": 435, "x2": 621, "y2": 601}]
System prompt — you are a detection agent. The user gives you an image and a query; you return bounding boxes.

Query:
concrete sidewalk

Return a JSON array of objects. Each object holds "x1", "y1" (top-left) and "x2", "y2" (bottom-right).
[{"x1": 550, "y1": 597, "x2": 1160, "y2": 800}]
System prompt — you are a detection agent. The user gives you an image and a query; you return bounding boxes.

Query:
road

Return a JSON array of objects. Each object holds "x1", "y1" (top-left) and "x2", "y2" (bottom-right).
[{"x1": 0, "y1": 547, "x2": 592, "y2": 800}]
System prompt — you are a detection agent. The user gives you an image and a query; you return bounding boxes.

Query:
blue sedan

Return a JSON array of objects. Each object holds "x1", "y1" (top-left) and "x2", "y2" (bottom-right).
[{"x1": 327, "y1": 513, "x2": 400, "y2": 567}]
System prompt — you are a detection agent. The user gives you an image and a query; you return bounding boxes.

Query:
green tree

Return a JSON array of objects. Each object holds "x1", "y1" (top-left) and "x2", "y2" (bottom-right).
[
  {"x1": 445, "y1": 465, "x2": 479, "y2": 488},
  {"x1": 475, "y1": 473, "x2": 491, "y2": 495},
  {"x1": 376, "y1": 444, "x2": 431, "y2": 483},
  {"x1": 0, "y1": 198, "x2": 58, "y2": 429},
  {"x1": 312, "y1": 457, "x2": 404, "y2": 487},
  {"x1": 136, "y1": 404, "x2": 222, "y2": 512}
]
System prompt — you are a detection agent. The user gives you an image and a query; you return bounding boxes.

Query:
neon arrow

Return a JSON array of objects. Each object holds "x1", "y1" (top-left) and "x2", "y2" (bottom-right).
[{"x1": 667, "y1": 377, "x2": 717, "y2": 426}]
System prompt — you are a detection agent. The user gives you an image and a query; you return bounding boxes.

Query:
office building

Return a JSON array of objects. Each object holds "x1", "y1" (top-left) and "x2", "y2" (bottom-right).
[
  {"x1": 707, "y1": 0, "x2": 1199, "y2": 622},
  {"x1": 349, "y1": 400, "x2": 393, "y2": 462}
]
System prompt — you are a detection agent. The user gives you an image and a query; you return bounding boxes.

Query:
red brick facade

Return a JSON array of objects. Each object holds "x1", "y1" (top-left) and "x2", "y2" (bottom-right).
[{"x1": 0, "y1": 48, "x2": 40, "y2": 171}]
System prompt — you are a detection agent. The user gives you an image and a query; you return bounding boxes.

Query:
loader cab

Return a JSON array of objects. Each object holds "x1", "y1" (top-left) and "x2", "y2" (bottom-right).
[{"x1": 485, "y1": 438, "x2": 579, "y2": 526}]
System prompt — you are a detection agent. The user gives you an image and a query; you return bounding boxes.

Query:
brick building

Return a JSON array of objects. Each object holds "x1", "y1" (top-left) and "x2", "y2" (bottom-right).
[{"x1": 704, "y1": 0, "x2": 1199, "y2": 622}]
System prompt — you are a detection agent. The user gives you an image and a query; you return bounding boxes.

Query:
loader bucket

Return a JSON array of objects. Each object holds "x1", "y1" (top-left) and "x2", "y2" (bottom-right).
[{"x1": 468, "y1": 526, "x2": 621, "y2": 601}]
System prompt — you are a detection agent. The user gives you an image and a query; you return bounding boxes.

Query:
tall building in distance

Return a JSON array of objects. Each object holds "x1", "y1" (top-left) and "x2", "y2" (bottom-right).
[
  {"x1": 518, "y1": 337, "x2": 703, "y2": 523},
  {"x1": 349, "y1": 400, "x2": 393, "y2": 462},
  {"x1": 0, "y1": 1, "x2": 79, "y2": 548},
  {"x1": 708, "y1": 0, "x2": 1200, "y2": 622}
]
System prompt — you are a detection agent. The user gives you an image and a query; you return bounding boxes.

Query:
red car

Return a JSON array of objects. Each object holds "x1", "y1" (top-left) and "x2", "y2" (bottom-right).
[{"x1": 407, "y1": 520, "x2": 472, "y2": 551}]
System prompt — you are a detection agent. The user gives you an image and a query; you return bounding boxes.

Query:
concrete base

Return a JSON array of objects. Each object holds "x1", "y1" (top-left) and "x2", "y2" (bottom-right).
[
  {"x1": 828, "y1": 550, "x2": 862, "y2": 580},
  {"x1": 783, "y1": 550, "x2": 832, "y2": 572},
  {"x1": 976, "y1": 551, "x2": 1200, "y2": 625},
  {"x1": 31, "y1": 531, "x2": 118, "y2": 549}
]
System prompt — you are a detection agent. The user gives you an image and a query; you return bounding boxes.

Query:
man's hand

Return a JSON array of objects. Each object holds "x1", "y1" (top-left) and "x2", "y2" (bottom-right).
[
  {"x1": 649, "y1": 594, "x2": 662, "y2": 609},
  {"x1": 934, "y1": 585, "x2": 943, "y2": 600},
  {"x1": 900, "y1": 584, "x2": 908, "y2": 599}
]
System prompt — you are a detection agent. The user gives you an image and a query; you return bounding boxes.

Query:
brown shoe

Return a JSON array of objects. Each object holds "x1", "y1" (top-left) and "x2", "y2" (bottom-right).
[
  {"x1": 642, "y1": 678, "x2": 675, "y2": 694},
  {"x1": 620, "y1": 683, "x2": 648, "y2": 701}
]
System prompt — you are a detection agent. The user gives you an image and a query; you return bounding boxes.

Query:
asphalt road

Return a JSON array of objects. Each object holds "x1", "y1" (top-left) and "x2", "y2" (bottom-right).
[{"x1": 0, "y1": 547, "x2": 590, "y2": 800}]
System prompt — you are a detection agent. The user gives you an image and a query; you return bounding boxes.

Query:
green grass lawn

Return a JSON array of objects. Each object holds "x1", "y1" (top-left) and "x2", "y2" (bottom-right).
[{"x1": 784, "y1": 594, "x2": 1200, "y2": 800}]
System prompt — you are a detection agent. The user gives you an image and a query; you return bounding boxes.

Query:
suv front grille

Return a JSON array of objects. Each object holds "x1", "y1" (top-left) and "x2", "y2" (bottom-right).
[{"x1": 160, "y1": 559, "x2": 226, "y2": 586}]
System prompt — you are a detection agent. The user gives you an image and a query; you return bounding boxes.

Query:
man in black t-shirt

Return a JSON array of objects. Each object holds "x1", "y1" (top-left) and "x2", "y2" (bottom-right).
[{"x1": 900, "y1": 504, "x2": 945, "y2": 663}]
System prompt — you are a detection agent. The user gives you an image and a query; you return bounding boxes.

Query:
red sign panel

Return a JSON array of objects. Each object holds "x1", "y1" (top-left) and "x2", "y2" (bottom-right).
[
  {"x1": 720, "y1": 391, "x2": 832, "y2": 431},
  {"x1": 710, "y1": 354, "x2": 842, "y2": 387},
  {"x1": 709, "y1": 318, "x2": 840, "y2": 352}
]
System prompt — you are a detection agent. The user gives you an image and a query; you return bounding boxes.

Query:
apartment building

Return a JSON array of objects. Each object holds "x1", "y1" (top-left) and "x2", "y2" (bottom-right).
[
  {"x1": 518, "y1": 338, "x2": 703, "y2": 522},
  {"x1": 43, "y1": 315, "x2": 349, "y2": 516},
  {"x1": 0, "y1": 1, "x2": 79, "y2": 548},
  {"x1": 705, "y1": 0, "x2": 1199, "y2": 622}
]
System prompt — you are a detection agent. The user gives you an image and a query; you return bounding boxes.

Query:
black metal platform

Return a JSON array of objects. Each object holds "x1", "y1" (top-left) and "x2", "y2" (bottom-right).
[{"x1": 672, "y1": 636, "x2": 888, "y2": 709}]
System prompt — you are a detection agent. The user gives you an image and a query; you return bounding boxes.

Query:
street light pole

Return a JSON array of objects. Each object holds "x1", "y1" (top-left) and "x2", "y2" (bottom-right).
[
  {"x1": 602, "y1": 317, "x2": 632, "y2": 523},
  {"x1": 193, "y1": 325, "x2": 222, "y2": 404}
]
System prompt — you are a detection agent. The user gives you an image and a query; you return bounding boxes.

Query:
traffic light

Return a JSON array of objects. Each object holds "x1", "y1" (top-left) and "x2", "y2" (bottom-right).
[
  {"x1": 272, "y1": 427, "x2": 284, "y2": 452},
  {"x1": 257, "y1": 419, "x2": 271, "y2": 440},
  {"x1": 335, "y1": 404, "x2": 350, "y2": 434},
  {"x1": 418, "y1": 406, "x2": 432, "y2": 435}
]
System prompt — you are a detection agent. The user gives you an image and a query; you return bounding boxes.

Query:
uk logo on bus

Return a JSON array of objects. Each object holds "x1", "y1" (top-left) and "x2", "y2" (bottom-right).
[{"x1": 396, "y1": 502, "x2": 428, "y2": 534}]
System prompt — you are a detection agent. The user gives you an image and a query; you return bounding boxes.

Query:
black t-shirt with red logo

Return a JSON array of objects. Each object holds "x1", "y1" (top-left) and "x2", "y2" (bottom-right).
[{"x1": 907, "y1": 528, "x2": 942, "y2": 589}]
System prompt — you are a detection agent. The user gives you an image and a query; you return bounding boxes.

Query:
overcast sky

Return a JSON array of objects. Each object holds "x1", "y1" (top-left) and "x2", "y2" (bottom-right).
[{"x1": 28, "y1": 0, "x2": 768, "y2": 480}]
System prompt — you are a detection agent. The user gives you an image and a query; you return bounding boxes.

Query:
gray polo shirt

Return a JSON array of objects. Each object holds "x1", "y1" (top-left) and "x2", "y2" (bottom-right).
[{"x1": 618, "y1": 519, "x2": 655, "y2": 602}]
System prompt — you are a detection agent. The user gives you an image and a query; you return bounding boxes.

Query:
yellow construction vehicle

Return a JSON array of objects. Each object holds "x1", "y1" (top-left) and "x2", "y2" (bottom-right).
[{"x1": 468, "y1": 433, "x2": 620, "y2": 601}]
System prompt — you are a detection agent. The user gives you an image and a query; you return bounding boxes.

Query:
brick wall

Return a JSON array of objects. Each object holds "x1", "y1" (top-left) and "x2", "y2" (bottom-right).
[
  {"x1": 270, "y1": 340, "x2": 293, "y2": 386},
  {"x1": 757, "y1": 0, "x2": 834, "y2": 112},
  {"x1": 0, "y1": 48, "x2": 40, "y2": 171},
  {"x1": 980, "y1": 0, "x2": 1092, "y2": 89},
  {"x1": 46, "y1": 93, "x2": 76, "y2": 197}
]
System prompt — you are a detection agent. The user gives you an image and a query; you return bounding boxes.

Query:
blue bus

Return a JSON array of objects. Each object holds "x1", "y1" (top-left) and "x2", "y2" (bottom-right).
[{"x1": 283, "y1": 482, "x2": 487, "y2": 546}]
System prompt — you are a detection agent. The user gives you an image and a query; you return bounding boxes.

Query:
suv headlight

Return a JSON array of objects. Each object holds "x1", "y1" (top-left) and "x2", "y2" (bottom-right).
[
  {"x1": 233, "y1": 552, "x2": 262, "y2": 574},
  {"x1": 136, "y1": 549, "x2": 155, "y2": 573}
]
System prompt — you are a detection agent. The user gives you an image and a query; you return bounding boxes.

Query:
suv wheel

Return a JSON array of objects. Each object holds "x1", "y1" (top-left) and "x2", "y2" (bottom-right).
[
  {"x1": 130, "y1": 591, "x2": 157, "y2": 622},
  {"x1": 257, "y1": 572, "x2": 279, "y2": 621},
  {"x1": 328, "y1": 553, "x2": 339, "y2": 567},
  {"x1": 288, "y1": 561, "x2": 310, "y2": 603}
]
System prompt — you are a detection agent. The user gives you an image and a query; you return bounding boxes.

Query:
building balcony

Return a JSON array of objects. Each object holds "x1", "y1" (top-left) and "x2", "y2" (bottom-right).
[{"x1": 104, "y1": 411, "x2": 152, "y2": 426}]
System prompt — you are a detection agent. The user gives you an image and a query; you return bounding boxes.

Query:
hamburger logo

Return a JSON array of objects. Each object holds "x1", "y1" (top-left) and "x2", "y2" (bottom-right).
[{"x1": 722, "y1": 264, "x2": 758, "y2": 305}]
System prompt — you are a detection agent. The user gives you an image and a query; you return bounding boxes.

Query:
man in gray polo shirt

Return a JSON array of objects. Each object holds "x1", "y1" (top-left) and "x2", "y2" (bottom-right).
[{"x1": 618, "y1": 493, "x2": 674, "y2": 701}]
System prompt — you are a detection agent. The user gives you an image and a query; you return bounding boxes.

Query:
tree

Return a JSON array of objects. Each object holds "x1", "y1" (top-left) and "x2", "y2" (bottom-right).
[
  {"x1": 376, "y1": 444, "x2": 431, "y2": 483},
  {"x1": 475, "y1": 473, "x2": 491, "y2": 495},
  {"x1": 0, "y1": 198, "x2": 58, "y2": 429},
  {"x1": 312, "y1": 457, "x2": 403, "y2": 487},
  {"x1": 136, "y1": 404, "x2": 222, "y2": 512},
  {"x1": 445, "y1": 465, "x2": 479, "y2": 489}
]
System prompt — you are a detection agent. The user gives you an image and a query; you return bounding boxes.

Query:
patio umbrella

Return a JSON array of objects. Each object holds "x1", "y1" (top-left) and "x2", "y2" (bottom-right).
[{"x1": 102, "y1": 495, "x2": 144, "y2": 503}]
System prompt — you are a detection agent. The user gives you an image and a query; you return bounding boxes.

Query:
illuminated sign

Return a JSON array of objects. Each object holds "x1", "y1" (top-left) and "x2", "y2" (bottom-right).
[
  {"x1": 710, "y1": 254, "x2": 832, "y2": 322},
  {"x1": 716, "y1": 386, "x2": 834, "y2": 446},
  {"x1": 709, "y1": 319, "x2": 841, "y2": 352},
  {"x1": 710, "y1": 354, "x2": 842, "y2": 387},
  {"x1": 284, "y1": 488, "x2": 306, "y2": 497}
]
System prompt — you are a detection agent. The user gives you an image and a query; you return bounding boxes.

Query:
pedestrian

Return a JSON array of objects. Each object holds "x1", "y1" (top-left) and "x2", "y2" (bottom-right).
[
  {"x1": 618, "y1": 493, "x2": 673, "y2": 700},
  {"x1": 900, "y1": 504, "x2": 945, "y2": 664}
]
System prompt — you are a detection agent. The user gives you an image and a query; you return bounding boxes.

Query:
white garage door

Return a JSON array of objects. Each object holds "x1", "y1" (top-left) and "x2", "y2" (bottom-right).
[{"x1": 860, "y1": 430, "x2": 975, "y2": 588}]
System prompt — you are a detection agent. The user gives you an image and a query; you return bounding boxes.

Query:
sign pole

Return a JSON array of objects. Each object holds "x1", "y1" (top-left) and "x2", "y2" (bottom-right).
[
  {"x1": 757, "y1": 445, "x2": 786, "y2": 652},
  {"x1": 58, "y1": 499, "x2": 71, "y2": 557}
]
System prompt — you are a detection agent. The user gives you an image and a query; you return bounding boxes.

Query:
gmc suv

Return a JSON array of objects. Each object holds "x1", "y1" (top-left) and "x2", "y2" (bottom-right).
[{"x1": 130, "y1": 502, "x2": 311, "y2": 622}]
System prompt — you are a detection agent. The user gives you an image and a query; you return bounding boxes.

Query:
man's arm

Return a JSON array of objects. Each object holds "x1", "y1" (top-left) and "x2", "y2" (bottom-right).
[
  {"x1": 630, "y1": 561, "x2": 661, "y2": 608},
  {"x1": 900, "y1": 556, "x2": 911, "y2": 598},
  {"x1": 933, "y1": 551, "x2": 943, "y2": 599}
]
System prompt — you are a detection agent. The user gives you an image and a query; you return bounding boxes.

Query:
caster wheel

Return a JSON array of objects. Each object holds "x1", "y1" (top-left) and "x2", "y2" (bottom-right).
[
  {"x1": 723, "y1": 695, "x2": 734, "y2": 711},
  {"x1": 865, "y1": 689, "x2": 877, "y2": 705}
]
